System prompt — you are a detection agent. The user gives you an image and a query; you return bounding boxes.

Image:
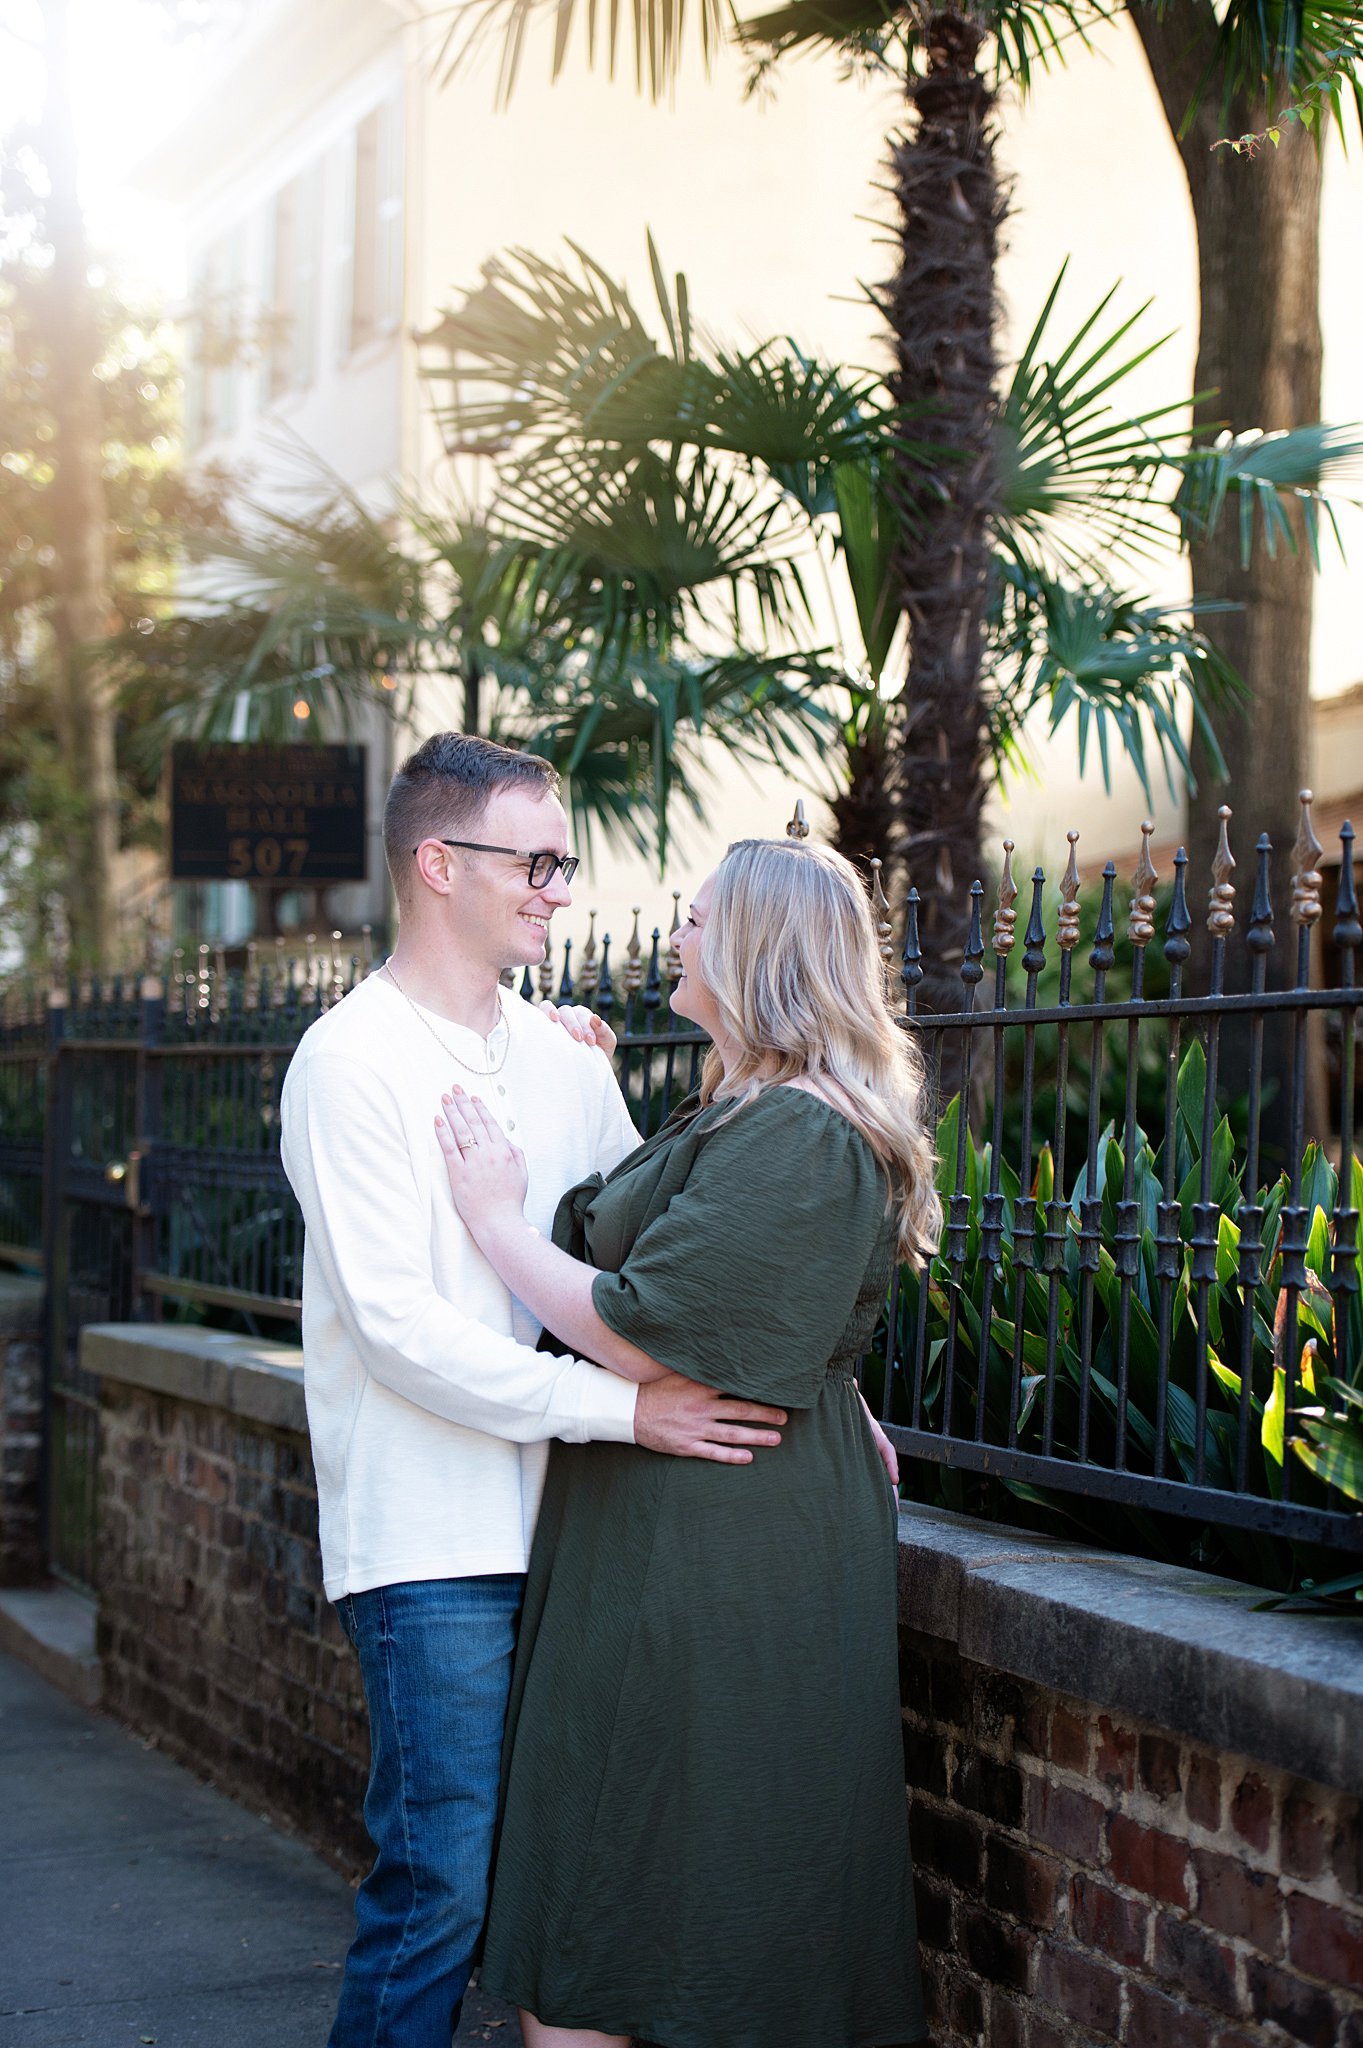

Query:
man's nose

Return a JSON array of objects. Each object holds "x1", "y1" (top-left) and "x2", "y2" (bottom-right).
[{"x1": 541, "y1": 868, "x2": 573, "y2": 908}]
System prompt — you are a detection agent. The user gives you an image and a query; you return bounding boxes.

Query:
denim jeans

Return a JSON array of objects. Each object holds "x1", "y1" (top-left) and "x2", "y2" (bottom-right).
[{"x1": 330, "y1": 1575, "x2": 524, "y2": 2048}]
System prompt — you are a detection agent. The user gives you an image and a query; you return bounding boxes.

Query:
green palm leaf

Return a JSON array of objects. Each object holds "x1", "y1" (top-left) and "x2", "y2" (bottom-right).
[{"x1": 1172, "y1": 422, "x2": 1363, "y2": 567}]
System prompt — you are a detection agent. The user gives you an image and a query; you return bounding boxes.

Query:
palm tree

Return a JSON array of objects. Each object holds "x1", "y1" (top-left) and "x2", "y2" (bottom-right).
[
  {"x1": 440, "y1": 0, "x2": 1362, "y2": 992},
  {"x1": 420, "y1": 238, "x2": 1361, "y2": 1011},
  {"x1": 115, "y1": 468, "x2": 841, "y2": 871}
]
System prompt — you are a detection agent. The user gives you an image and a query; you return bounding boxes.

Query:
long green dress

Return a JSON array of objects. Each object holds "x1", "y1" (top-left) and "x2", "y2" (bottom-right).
[{"x1": 479, "y1": 1087, "x2": 925, "y2": 2048}]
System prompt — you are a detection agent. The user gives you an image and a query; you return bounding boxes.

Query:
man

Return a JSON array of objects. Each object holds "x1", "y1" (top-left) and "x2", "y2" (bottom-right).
[{"x1": 280, "y1": 733, "x2": 785, "y2": 2048}]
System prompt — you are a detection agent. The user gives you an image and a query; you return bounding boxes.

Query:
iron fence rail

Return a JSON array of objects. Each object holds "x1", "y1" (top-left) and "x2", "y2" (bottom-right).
[{"x1": 3, "y1": 798, "x2": 1363, "y2": 1584}]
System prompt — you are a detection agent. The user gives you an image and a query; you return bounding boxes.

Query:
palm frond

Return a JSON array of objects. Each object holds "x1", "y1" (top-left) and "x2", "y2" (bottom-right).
[
  {"x1": 434, "y1": 0, "x2": 729, "y2": 104},
  {"x1": 739, "y1": 0, "x2": 1111, "y2": 87},
  {"x1": 1198, "y1": 0, "x2": 1363, "y2": 132},
  {"x1": 1172, "y1": 422, "x2": 1363, "y2": 567},
  {"x1": 987, "y1": 561, "x2": 1246, "y2": 803},
  {"x1": 995, "y1": 266, "x2": 1192, "y2": 577},
  {"x1": 419, "y1": 242, "x2": 908, "y2": 508},
  {"x1": 489, "y1": 646, "x2": 841, "y2": 865}
]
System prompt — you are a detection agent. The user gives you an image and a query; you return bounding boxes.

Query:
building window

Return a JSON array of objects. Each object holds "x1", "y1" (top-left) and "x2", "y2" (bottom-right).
[
  {"x1": 346, "y1": 97, "x2": 403, "y2": 356},
  {"x1": 267, "y1": 162, "x2": 324, "y2": 401},
  {"x1": 187, "y1": 225, "x2": 248, "y2": 449}
]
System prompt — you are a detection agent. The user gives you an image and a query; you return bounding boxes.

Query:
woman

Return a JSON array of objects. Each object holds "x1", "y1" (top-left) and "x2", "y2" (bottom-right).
[{"x1": 436, "y1": 837, "x2": 941, "y2": 2048}]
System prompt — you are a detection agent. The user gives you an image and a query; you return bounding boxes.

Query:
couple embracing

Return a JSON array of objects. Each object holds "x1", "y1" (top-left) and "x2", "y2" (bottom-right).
[{"x1": 281, "y1": 732, "x2": 941, "y2": 2048}]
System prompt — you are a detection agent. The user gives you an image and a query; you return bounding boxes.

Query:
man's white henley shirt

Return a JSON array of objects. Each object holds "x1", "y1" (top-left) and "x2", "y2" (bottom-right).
[{"x1": 280, "y1": 971, "x2": 641, "y2": 1599}]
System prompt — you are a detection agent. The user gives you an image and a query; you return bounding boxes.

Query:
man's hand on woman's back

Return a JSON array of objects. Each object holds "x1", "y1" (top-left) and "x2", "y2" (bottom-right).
[{"x1": 635, "y1": 1373, "x2": 786, "y2": 1464}]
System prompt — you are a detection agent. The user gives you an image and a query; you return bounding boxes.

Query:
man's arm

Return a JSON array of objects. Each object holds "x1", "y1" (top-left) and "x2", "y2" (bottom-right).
[
  {"x1": 282, "y1": 1046, "x2": 784, "y2": 1463},
  {"x1": 281, "y1": 1045, "x2": 636, "y2": 1446}
]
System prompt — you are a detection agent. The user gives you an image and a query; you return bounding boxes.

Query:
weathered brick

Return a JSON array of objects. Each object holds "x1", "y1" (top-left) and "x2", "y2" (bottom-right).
[
  {"x1": 913, "y1": 1871, "x2": 952, "y2": 1951},
  {"x1": 1154, "y1": 1913, "x2": 1241, "y2": 2018},
  {"x1": 986, "y1": 1838, "x2": 1062, "y2": 1930},
  {"x1": 1138, "y1": 1733, "x2": 1182, "y2": 1804},
  {"x1": 961, "y1": 1903, "x2": 1032, "y2": 1989},
  {"x1": 955, "y1": 1749, "x2": 1024, "y2": 1829},
  {"x1": 1125, "y1": 1980, "x2": 1215, "y2": 2048},
  {"x1": 911, "y1": 1804, "x2": 983, "y2": 1891},
  {"x1": 901, "y1": 1719, "x2": 949, "y2": 1799},
  {"x1": 1030, "y1": 1778, "x2": 1105, "y2": 1864},
  {"x1": 1107, "y1": 1815, "x2": 1190, "y2": 1908},
  {"x1": 1286, "y1": 1892, "x2": 1363, "y2": 1989},
  {"x1": 1333, "y1": 1799, "x2": 1363, "y2": 1903},
  {"x1": 1094, "y1": 1714, "x2": 1137, "y2": 1793},
  {"x1": 974, "y1": 1670, "x2": 1025, "y2": 1750},
  {"x1": 1049, "y1": 1702, "x2": 1090, "y2": 1773},
  {"x1": 1246, "y1": 1957, "x2": 1340, "y2": 2047},
  {"x1": 1230, "y1": 1770, "x2": 1274, "y2": 1855},
  {"x1": 1178, "y1": 1753, "x2": 1219, "y2": 1835},
  {"x1": 1281, "y1": 1784, "x2": 1329, "y2": 1881},
  {"x1": 1070, "y1": 1872, "x2": 1148, "y2": 1968},
  {"x1": 1014, "y1": 1688, "x2": 1051, "y2": 1762},
  {"x1": 1034, "y1": 1940, "x2": 1122, "y2": 2038},
  {"x1": 1192, "y1": 1846, "x2": 1284, "y2": 1954},
  {"x1": 987, "y1": 1990, "x2": 1027, "y2": 2048}
]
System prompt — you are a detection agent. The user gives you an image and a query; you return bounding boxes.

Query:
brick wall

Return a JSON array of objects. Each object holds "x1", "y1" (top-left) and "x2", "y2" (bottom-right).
[
  {"x1": 87, "y1": 1333, "x2": 1363, "y2": 2042},
  {"x1": 902, "y1": 1626, "x2": 1363, "y2": 2048},
  {"x1": 97, "y1": 1379, "x2": 370, "y2": 1874},
  {"x1": 0, "y1": 1276, "x2": 44, "y2": 1585}
]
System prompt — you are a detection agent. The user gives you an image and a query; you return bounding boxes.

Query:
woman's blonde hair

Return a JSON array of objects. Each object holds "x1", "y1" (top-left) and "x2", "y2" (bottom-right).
[{"x1": 697, "y1": 837, "x2": 941, "y2": 1267}]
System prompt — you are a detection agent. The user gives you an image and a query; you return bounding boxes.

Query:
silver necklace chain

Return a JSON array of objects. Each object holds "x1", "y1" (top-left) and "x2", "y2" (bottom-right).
[{"x1": 381, "y1": 960, "x2": 511, "y2": 1079}]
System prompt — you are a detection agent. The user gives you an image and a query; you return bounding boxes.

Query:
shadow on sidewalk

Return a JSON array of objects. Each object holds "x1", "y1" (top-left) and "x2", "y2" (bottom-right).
[{"x1": 0, "y1": 1648, "x2": 522, "y2": 2046}]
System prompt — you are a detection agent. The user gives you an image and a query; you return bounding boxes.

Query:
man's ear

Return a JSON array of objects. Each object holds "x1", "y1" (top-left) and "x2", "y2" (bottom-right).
[{"x1": 413, "y1": 840, "x2": 457, "y2": 897}]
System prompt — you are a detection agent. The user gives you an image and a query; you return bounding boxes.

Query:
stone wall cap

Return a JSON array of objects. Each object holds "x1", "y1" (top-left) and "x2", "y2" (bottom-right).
[
  {"x1": 0, "y1": 1272, "x2": 43, "y2": 1332},
  {"x1": 80, "y1": 1323, "x2": 306, "y2": 1435},
  {"x1": 898, "y1": 1502, "x2": 1363, "y2": 1796}
]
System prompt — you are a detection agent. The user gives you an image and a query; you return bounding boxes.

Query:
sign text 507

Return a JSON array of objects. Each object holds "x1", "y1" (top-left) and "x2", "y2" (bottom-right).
[{"x1": 227, "y1": 835, "x2": 311, "y2": 880}]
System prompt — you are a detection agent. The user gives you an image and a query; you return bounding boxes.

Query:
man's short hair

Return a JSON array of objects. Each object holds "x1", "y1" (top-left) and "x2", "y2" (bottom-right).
[{"x1": 383, "y1": 733, "x2": 560, "y2": 901}]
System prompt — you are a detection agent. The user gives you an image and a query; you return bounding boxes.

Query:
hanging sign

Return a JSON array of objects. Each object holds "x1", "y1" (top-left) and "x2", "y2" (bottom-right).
[{"x1": 170, "y1": 742, "x2": 368, "y2": 883}]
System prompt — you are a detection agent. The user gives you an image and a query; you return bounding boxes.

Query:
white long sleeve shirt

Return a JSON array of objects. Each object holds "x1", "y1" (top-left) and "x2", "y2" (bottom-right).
[{"x1": 280, "y1": 971, "x2": 641, "y2": 1598}]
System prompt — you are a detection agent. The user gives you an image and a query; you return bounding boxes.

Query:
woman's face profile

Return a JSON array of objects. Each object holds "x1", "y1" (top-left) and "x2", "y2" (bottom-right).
[{"x1": 670, "y1": 870, "x2": 719, "y2": 1034}]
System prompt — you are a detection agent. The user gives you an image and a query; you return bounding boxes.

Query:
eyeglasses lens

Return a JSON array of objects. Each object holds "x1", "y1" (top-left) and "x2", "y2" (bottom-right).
[{"x1": 528, "y1": 853, "x2": 579, "y2": 888}]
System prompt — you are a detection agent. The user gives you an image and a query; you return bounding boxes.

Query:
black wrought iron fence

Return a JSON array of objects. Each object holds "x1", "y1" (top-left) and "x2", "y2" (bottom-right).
[
  {"x1": 4, "y1": 795, "x2": 1362, "y2": 1586},
  {"x1": 868, "y1": 794, "x2": 1363, "y2": 1563}
]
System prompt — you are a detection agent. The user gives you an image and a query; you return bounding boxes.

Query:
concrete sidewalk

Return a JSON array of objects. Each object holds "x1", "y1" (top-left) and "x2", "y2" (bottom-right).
[{"x1": 0, "y1": 1649, "x2": 523, "y2": 2047}]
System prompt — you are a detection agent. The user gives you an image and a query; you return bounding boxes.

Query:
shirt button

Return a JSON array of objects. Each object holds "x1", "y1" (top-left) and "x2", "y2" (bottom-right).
[
  {"x1": 506, "y1": 1120, "x2": 516, "y2": 1132},
  {"x1": 496, "y1": 1084, "x2": 507, "y2": 1096}
]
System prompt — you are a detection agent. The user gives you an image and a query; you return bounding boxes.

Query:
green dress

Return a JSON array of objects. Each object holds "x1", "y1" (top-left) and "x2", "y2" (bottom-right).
[{"x1": 479, "y1": 1088, "x2": 925, "y2": 2048}]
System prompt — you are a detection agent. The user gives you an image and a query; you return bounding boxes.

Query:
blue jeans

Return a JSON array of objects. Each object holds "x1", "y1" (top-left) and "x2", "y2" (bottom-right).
[{"x1": 330, "y1": 1575, "x2": 524, "y2": 2048}]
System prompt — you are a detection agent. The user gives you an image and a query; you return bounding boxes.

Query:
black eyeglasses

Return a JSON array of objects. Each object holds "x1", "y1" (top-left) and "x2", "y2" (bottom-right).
[{"x1": 418, "y1": 838, "x2": 581, "y2": 889}]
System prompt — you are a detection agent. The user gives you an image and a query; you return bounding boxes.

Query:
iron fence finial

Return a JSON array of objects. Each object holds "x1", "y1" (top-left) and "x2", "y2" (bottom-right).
[
  {"x1": 1334, "y1": 823, "x2": 1361, "y2": 955},
  {"x1": 1023, "y1": 869, "x2": 1047, "y2": 978},
  {"x1": 787, "y1": 798, "x2": 810, "y2": 841},
  {"x1": 666, "y1": 893, "x2": 683, "y2": 984},
  {"x1": 992, "y1": 841, "x2": 1018, "y2": 956},
  {"x1": 1248, "y1": 834, "x2": 1276, "y2": 957},
  {"x1": 1207, "y1": 805, "x2": 1237, "y2": 941},
  {"x1": 625, "y1": 910, "x2": 644, "y2": 996},
  {"x1": 580, "y1": 911, "x2": 600, "y2": 996},
  {"x1": 869, "y1": 859, "x2": 894, "y2": 986},
  {"x1": 1291, "y1": 789, "x2": 1324, "y2": 927},
  {"x1": 1058, "y1": 832, "x2": 1081, "y2": 952},
  {"x1": 1165, "y1": 850, "x2": 1192, "y2": 968},
  {"x1": 1130, "y1": 823, "x2": 1158, "y2": 948},
  {"x1": 901, "y1": 887, "x2": 923, "y2": 1011}
]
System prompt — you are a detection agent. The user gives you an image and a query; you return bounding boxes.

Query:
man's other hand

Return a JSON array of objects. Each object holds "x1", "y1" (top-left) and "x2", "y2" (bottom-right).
[
  {"x1": 635, "y1": 1373, "x2": 786, "y2": 1464},
  {"x1": 542, "y1": 1001, "x2": 617, "y2": 1058}
]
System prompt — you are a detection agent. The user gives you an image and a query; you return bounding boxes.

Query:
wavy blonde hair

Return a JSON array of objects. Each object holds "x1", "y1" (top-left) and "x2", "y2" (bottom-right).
[{"x1": 697, "y1": 837, "x2": 941, "y2": 1267}]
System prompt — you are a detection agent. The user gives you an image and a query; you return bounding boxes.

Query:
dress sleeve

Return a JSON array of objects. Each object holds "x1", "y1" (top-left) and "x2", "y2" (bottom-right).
[{"x1": 590, "y1": 1095, "x2": 889, "y2": 1407}]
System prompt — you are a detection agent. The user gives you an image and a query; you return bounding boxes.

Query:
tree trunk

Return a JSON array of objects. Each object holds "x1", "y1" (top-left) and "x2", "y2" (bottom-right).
[
  {"x1": 885, "y1": 10, "x2": 1006, "y2": 1034},
  {"x1": 40, "y1": 0, "x2": 119, "y2": 971},
  {"x1": 1130, "y1": 0, "x2": 1323, "y2": 982}
]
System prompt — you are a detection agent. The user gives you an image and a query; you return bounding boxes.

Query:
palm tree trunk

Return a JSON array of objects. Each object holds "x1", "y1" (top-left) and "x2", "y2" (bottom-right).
[
  {"x1": 885, "y1": 10, "x2": 1007, "y2": 1031},
  {"x1": 1132, "y1": 0, "x2": 1324, "y2": 1154},
  {"x1": 1131, "y1": 0, "x2": 1322, "y2": 975},
  {"x1": 40, "y1": 0, "x2": 119, "y2": 972}
]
